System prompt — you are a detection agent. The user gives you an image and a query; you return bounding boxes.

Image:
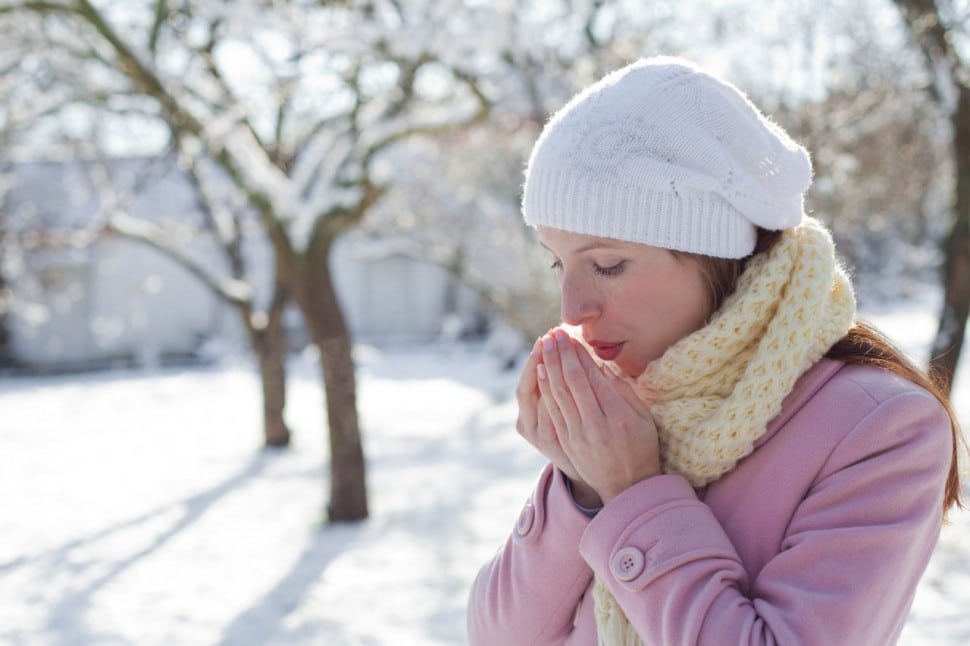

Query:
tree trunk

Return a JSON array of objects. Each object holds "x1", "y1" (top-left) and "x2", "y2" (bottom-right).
[
  {"x1": 299, "y1": 238, "x2": 368, "y2": 522},
  {"x1": 893, "y1": 0, "x2": 970, "y2": 393},
  {"x1": 318, "y1": 331, "x2": 368, "y2": 521},
  {"x1": 0, "y1": 275, "x2": 10, "y2": 367},
  {"x1": 255, "y1": 282, "x2": 291, "y2": 447},
  {"x1": 929, "y1": 85, "x2": 970, "y2": 392},
  {"x1": 0, "y1": 216, "x2": 9, "y2": 367}
]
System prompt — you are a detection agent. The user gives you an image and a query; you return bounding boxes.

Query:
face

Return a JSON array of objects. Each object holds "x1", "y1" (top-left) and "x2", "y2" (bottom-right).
[{"x1": 537, "y1": 226, "x2": 714, "y2": 378}]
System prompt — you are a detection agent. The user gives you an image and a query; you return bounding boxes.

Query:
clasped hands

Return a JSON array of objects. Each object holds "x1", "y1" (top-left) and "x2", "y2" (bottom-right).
[{"x1": 515, "y1": 328, "x2": 662, "y2": 508}]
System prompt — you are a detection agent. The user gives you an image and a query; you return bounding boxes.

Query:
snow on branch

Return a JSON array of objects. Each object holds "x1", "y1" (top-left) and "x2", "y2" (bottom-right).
[
  {"x1": 104, "y1": 212, "x2": 253, "y2": 307},
  {"x1": 83, "y1": 156, "x2": 252, "y2": 307}
]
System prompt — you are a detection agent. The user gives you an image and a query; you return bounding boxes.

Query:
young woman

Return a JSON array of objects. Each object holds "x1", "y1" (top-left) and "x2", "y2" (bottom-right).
[{"x1": 467, "y1": 57, "x2": 963, "y2": 645}]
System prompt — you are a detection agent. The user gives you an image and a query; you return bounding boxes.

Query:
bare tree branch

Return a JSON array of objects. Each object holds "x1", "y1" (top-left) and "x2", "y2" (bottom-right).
[
  {"x1": 147, "y1": 0, "x2": 168, "y2": 55},
  {"x1": 0, "y1": 1, "x2": 74, "y2": 15},
  {"x1": 363, "y1": 66, "x2": 491, "y2": 168},
  {"x1": 180, "y1": 148, "x2": 248, "y2": 280},
  {"x1": 105, "y1": 215, "x2": 253, "y2": 307}
]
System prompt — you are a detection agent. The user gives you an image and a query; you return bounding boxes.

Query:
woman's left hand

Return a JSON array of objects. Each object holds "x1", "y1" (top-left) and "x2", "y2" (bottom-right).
[{"x1": 536, "y1": 328, "x2": 662, "y2": 503}]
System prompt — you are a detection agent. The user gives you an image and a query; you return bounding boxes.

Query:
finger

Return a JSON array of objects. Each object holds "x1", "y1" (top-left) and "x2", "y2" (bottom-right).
[
  {"x1": 536, "y1": 398, "x2": 556, "y2": 439},
  {"x1": 571, "y1": 341, "x2": 622, "y2": 403},
  {"x1": 515, "y1": 338, "x2": 543, "y2": 404},
  {"x1": 570, "y1": 341, "x2": 614, "y2": 407},
  {"x1": 515, "y1": 339, "x2": 543, "y2": 437},
  {"x1": 536, "y1": 356, "x2": 569, "y2": 437},
  {"x1": 554, "y1": 332, "x2": 603, "y2": 427},
  {"x1": 539, "y1": 332, "x2": 582, "y2": 433},
  {"x1": 609, "y1": 373, "x2": 653, "y2": 416},
  {"x1": 572, "y1": 343, "x2": 651, "y2": 417}
]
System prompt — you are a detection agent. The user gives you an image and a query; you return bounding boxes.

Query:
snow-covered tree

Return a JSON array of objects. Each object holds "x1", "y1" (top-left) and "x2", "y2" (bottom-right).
[
  {"x1": 0, "y1": 0, "x2": 491, "y2": 521},
  {"x1": 893, "y1": 0, "x2": 970, "y2": 392},
  {"x1": 762, "y1": 2, "x2": 950, "y2": 303},
  {"x1": 363, "y1": 0, "x2": 686, "y2": 344},
  {"x1": 0, "y1": 10, "x2": 67, "y2": 371},
  {"x1": 367, "y1": 0, "x2": 952, "y2": 337},
  {"x1": 0, "y1": 6, "x2": 294, "y2": 446},
  {"x1": 99, "y1": 151, "x2": 296, "y2": 449},
  {"x1": 3, "y1": 0, "x2": 964, "y2": 518}
]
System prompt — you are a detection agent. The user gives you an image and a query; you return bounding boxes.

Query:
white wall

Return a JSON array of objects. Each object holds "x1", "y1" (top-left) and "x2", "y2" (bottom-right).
[{"x1": 8, "y1": 233, "x2": 481, "y2": 369}]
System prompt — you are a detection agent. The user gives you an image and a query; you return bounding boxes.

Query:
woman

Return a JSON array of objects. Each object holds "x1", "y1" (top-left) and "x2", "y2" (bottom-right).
[{"x1": 467, "y1": 57, "x2": 963, "y2": 645}]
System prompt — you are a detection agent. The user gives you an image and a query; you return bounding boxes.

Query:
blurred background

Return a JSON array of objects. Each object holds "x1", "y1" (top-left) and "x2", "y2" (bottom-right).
[{"x1": 1, "y1": 0, "x2": 968, "y2": 644}]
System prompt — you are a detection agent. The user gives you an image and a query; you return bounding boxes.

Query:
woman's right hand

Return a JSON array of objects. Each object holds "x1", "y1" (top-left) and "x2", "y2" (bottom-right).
[{"x1": 516, "y1": 338, "x2": 602, "y2": 508}]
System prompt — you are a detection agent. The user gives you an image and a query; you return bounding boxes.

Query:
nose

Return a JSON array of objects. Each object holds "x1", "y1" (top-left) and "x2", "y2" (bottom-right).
[{"x1": 559, "y1": 272, "x2": 600, "y2": 325}]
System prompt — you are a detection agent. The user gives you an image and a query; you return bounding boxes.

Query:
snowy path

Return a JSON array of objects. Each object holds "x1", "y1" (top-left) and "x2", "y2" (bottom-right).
[{"x1": 1, "y1": 309, "x2": 967, "y2": 645}]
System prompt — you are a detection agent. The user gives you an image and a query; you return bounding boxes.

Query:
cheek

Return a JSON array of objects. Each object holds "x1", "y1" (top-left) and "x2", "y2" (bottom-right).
[
  {"x1": 665, "y1": 272, "x2": 712, "y2": 328},
  {"x1": 626, "y1": 268, "x2": 712, "y2": 338}
]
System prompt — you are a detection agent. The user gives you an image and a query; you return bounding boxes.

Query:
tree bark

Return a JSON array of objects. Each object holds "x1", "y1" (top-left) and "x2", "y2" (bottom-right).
[
  {"x1": 930, "y1": 86, "x2": 970, "y2": 392},
  {"x1": 0, "y1": 273, "x2": 10, "y2": 367},
  {"x1": 297, "y1": 236, "x2": 368, "y2": 522},
  {"x1": 318, "y1": 330, "x2": 367, "y2": 522},
  {"x1": 250, "y1": 281, "x2": 291, "y2": 447}
]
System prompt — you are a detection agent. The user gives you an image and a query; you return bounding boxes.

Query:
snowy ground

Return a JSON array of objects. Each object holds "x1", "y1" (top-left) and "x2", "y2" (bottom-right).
[{"x1": 1, "y1": 303, "x2": 968, "y2": 645}]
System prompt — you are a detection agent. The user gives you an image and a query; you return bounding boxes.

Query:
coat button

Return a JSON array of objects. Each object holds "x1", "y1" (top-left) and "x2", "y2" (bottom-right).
[
  {"x1": 516, "y1": 503, "x2": 535, "y2": 536},
  {"x1": 611, "y1": 547, "x2": 645, "y2": 581}
]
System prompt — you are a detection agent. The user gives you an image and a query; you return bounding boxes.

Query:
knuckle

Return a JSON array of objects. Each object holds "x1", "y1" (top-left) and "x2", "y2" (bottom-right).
[
  {"x1": 551, "y1": 383, "x2": 570, "y2": 401},
  {"x1": 614, "y1": 417, "x2": 635, "y2": 435}
]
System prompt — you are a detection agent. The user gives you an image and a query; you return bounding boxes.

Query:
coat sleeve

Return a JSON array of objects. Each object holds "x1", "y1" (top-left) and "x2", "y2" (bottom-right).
[
  {"x1": 578, "y1": 387, "x2": 952, "y2": 645},
  {"x1": 467, "y1": 463, "x2": 594, "y2": 645}
]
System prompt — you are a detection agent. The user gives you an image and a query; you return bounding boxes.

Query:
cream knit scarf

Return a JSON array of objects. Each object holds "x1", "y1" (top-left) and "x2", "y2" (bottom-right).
[{"x1": 592, "y1": 217, "x2": 856, "y2": 645}]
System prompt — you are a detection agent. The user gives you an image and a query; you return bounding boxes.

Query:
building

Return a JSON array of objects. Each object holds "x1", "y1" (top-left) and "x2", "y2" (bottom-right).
[{"x1": 2, "y1": 156, "x2": 483, "y2": 371}]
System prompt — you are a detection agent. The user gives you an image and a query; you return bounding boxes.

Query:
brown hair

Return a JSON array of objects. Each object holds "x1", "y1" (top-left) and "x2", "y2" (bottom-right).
[{"x1": 688, "y1": 228, "x2": 964, "y2": 519}]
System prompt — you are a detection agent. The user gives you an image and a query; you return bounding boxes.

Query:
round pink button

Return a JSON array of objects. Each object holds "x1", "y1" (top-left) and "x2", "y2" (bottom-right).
[{"x1": 611, "y1": 546, "x2": 645, "y2": 581}]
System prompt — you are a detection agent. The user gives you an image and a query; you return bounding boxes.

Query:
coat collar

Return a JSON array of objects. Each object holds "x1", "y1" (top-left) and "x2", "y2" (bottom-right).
[{"x1": 754, "y1": 358, "x2": 846, "y2": 450}]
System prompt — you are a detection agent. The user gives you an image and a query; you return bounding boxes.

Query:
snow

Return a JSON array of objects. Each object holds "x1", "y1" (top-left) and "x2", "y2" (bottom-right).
[{"x1": 1, "y1": 304, "x2": 968, "y2": 645}]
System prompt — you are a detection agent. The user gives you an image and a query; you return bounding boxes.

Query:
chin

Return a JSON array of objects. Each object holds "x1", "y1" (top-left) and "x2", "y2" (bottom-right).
[{"x1": 614, "y1": 358, "x2": 646, "y2": 379}]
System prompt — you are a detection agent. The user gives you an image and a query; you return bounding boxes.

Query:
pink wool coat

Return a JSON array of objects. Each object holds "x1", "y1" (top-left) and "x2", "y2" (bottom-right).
[{"x1": 467, "y1": 359, "x2": 952, "y2": 645}]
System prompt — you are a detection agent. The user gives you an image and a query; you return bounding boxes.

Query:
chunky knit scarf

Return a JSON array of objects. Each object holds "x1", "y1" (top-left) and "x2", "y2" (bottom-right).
[{"x1": 593, "y1": 216, "x2": 856, "y2": 645}]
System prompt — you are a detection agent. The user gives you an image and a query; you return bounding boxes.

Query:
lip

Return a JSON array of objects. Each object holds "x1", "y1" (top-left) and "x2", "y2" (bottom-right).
[{"x1": 588, "y1": 340, "x2": 624, "y2": 362}]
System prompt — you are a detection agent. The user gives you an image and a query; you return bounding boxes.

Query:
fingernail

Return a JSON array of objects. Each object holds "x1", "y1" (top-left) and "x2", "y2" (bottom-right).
[
  {"x1": 537, "y1": 364, "x2": 548, "y2": 381},
  {"x1": 532, "y1": 338, "x2": 541, "y2": 354},
  {"x1": 542, "y1": 335, "x2": 555, "y2": 351}
]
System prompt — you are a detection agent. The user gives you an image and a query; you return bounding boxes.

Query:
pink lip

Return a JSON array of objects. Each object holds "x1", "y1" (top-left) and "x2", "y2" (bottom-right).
[{"x1": 589, "y1": 341, "x2": 624, "y2": 362}]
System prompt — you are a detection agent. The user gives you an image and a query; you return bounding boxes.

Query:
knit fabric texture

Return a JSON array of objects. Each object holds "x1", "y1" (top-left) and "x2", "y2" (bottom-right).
[
  {"x1": 591, "y1": 216, "x2": 856, "y2": 645},
  {"x1": 522, "y1": 57, "x2": 813, "y2": 258}
]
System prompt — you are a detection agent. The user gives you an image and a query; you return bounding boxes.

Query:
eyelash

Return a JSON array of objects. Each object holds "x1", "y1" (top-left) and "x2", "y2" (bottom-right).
[
  {"x1": 595, "y1": 262, "x2": 626, "y2": 277},
  {"x1": 548, "y1": 260, "x2": 626, "y2": 277}
]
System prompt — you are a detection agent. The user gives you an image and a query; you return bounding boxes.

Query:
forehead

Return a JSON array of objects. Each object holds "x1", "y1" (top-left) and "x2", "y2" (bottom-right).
[{"x1": 536, "y1": 226, "x2": 630, "y2": 253}]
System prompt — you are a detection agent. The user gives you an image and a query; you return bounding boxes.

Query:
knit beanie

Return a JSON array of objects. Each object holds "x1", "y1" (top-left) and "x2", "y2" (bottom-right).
[{"x1": 522, "y1": 57, "x2": 813, "y2": 258}]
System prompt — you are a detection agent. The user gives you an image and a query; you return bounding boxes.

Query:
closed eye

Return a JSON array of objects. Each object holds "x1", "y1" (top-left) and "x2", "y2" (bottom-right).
[{"x1": 595, "y1": 261, "x2": 626, "y2": 277}]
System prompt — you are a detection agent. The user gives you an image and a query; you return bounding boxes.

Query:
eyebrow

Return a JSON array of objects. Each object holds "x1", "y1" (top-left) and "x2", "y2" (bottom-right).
[{"x1": 538, "y1": 240, "x2": 624, "y2": 255}]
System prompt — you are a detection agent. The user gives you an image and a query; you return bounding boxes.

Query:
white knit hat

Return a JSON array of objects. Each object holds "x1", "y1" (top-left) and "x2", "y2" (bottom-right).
[{"x1": 522, "y1": 57, "x2": 813, "y2": 259}]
